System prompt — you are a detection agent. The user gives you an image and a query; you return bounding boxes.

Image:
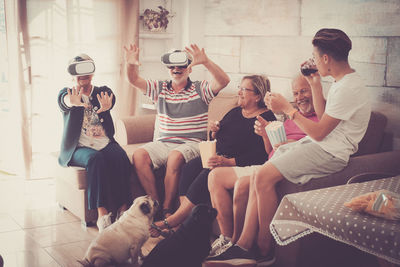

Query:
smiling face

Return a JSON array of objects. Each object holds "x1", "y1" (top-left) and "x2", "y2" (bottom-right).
[
  {"x1": 292, "y1": 75, "x2": 314, "y2": 115},
  {"x1": 74, "y1": 74, "x2": 93, "y2": 88},
  {"x1": 237, "y1": 78, "x2": 260, "y2": 109},
  {"x1": 168, "y1": 66, "x2": 191, "y2": 85}
]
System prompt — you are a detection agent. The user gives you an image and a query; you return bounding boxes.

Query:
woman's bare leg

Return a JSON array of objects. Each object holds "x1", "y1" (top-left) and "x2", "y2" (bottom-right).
[
  {"x1": 208, "y1": 167, "x2": 239, "y2": 238},
  {"x1": 231, "y1": 176, "x2": 250, "y2": 243}
]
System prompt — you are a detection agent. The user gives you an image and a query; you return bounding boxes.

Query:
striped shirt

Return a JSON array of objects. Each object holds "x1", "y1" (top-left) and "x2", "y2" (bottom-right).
[{"x1": 145, "y1": 79, "x2": 215, "y2": 143}]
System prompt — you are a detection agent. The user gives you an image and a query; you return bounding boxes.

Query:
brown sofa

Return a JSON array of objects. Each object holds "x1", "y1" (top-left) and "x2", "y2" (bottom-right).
[
  {"x1": 116, "y1": 93, "x2": 400, "y2": 267},
  {"x1": 55, "y1": 91, "x2": 400, "y2": 267},
  {"x1": 55, "y1": 93, "x2": 239, "y2": 226}
]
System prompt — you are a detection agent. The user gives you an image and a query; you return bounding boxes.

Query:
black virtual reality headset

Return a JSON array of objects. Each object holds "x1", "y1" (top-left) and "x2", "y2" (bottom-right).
[
  {"x1": 67, "y1": 55, "x2": 96, "y2": 76},
  {"x1": 161, "y1": 50, "x2": 192, "y2": 68}
]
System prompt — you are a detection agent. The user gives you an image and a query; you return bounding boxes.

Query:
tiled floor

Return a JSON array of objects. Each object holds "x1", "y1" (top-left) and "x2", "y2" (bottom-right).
[{"x1": 0, "y1": 174, "x2": 159, "y2": 267}]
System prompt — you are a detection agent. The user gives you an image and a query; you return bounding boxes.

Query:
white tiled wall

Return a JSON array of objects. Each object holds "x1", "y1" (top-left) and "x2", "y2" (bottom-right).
[{"x1": 140, "y1": 0, "x2": 400, "y2": 148}]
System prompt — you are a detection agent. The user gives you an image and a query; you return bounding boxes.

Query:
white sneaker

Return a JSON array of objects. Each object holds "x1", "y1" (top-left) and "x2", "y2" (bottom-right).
[
  {"x1": 96, "y1": 212, "x2": 112, "y2": 232},
  {"x1": 208, "y1": 235, "x2": 233, "y2": 258}
]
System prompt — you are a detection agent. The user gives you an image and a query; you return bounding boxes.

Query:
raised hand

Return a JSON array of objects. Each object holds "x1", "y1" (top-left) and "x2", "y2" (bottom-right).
[
  {"x1": 254, "y1": 116, "x2": 270, "y2": 138},
  {"x1": 265, "y1": 93, "x2": 293, "y2": 114},
  {"x1": 185, "y1": 44, "x2": 209, "y2": 69},
  {"x1": 67, "y1": 87, "x2": 87, "y2": 108},
  {"x1": 124, "y1": 43, "x2": 140, "y2": 66},
  {"x1": 301, "y1": 59, "x2": 322, "y2": 87},
  {"x1": 96, "y1": 92, "x2": 114, "y2": 114}
]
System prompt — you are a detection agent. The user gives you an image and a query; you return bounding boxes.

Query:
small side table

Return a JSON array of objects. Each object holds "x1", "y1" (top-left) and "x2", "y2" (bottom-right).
[{"x1": 270, "y1": 176, "x2": 400, "y2": 265}]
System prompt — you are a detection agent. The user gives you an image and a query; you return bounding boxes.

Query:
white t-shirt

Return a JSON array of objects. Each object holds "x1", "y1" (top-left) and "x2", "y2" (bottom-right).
[
  {"x1": 311, "y1": 72, "x2": 371, "y2": 162},
  {"x1": 77, "y1": 93, "x2": 110, "y2": 151}
]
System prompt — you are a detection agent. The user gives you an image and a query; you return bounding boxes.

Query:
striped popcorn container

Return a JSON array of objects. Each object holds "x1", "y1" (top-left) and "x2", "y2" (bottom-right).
[{"x1": 265, "y1": 121, "x2": 287, "y2": 147}]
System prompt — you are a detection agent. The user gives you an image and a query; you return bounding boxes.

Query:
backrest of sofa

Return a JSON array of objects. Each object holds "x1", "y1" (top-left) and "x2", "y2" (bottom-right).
[
  {"x1": 208, "y1": 93, "x2": 239, "y2": 131},
  {"x1": 352, "y1": 111, "x2": 388, "y2": 157}
]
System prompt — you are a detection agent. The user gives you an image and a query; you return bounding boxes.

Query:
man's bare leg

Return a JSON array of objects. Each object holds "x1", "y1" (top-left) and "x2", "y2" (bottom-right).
[
  {"x1": 132, "y1": 148, "x2": 159, "y2": 201},
  {"x1": 163, "y1": 150, "x2": 185, "y2": 215}
]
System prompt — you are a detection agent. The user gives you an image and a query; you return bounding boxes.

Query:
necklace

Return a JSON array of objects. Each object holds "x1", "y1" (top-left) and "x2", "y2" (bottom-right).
[{"x1": 242, "y1": 107, "x2": 266, "y2": 118}]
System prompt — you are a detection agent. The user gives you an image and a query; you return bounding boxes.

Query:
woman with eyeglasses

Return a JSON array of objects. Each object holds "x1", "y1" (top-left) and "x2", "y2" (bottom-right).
[{"x1": 150, "y1": 75, "x2": 276, "y2": 237}]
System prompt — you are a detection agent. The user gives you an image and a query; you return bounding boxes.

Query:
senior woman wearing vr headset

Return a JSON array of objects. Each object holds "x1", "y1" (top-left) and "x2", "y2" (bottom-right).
[
  {"x1": 57, "y1": 54, "x2": 132, "y2": 232},
  {"x1": 124, "y1": 44, "x2": 230, "y2": 220}
]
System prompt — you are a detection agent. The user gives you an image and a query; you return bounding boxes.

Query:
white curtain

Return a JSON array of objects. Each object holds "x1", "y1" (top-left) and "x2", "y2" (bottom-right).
[
  {"x1": 2, "y1": 0, "x2": 32, "y2": 178},
  {"x1": 0, "y1": 0, "x2": 139, "y2": 178}
]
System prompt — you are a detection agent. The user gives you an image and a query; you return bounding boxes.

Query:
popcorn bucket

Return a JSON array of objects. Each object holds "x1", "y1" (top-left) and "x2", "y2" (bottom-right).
[
  {"x1": 265, "y1": 121, "x2": 287, "y2": 147},
  {"x1": 199, "y1": 140, "x2": 216, "y2": 168}
]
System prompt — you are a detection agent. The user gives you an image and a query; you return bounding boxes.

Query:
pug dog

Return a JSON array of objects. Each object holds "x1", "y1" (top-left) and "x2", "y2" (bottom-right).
[
  {"x1": 78, "y1": 195, "x2": 159, "y2": 267},
  {"x1": 142, "y1": 204, "x2": 218, "y2": 267}
]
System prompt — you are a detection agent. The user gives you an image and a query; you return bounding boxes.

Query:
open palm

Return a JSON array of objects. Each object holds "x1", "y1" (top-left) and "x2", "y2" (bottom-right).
[
  {"x1": 185, "y1": 44, "x2": 209, "y2": 69},
  {"x1": 96, "y1": 92, "x2": 113, "y2": 113},
  {"x1": 124, "y1": 43, "x2": 140, "y2": 65}
]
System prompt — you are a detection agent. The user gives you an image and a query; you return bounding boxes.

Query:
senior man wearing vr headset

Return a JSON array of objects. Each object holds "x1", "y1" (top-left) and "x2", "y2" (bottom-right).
[
  {"x1": 58, "y1": 54, "x2": 132, "y2": 232},
  {"x1": 124, "y1": 44, "x2": 230, "y2": 220}
]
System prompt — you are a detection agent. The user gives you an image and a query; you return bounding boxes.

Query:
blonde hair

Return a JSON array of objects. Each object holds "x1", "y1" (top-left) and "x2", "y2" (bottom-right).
[{"x1": 242, "y1": 75, "x2": 271, "y2": 108}]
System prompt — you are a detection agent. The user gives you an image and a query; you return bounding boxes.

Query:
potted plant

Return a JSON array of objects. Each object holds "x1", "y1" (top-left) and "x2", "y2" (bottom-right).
[{"x1": 141, "y1": 6, "x2": 172, "y2": 32}]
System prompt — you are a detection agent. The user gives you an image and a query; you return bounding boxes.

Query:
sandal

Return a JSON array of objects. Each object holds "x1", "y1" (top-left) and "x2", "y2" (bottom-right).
[{"x1": 150, "y1": 222, "x2": 174, "y2": 238}]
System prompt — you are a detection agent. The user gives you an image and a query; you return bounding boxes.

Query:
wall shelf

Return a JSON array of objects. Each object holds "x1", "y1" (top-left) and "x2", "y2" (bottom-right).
[{"x1": 139, "y1": 32, "x2": 175, "y2": 39}]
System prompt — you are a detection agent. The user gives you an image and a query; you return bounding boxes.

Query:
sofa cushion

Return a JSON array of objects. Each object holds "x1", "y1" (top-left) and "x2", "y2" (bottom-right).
[
  {"x1": 122, "y1": 142, "x2": 148, "y2": 164},
  {"x1": 57, "y1": 166, "x2": 87, "y2": 190},
  {"x1": 208, "y1": 94, "x2": 239, "y2": 131},
  {"x1": 353, "y1": 111, "x2": 387, "y2": 156}
]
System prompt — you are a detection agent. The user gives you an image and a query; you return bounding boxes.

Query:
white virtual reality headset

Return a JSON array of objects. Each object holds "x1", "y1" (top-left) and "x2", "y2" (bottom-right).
[
  {"x1": 161, "y1": 50, "x2": 192, "y2": 68},
  {"x1": 67, "y1": 55, "x2": 96, "y2": 76}
]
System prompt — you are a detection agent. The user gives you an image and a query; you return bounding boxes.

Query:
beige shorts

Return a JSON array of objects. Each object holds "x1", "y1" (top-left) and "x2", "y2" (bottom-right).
[
  {"x1": 232, "y1": 165, "x2": 262, "y2": 179},
  {"x1": 269, "y1": 137, "x2": 347, "y2": 184},
  {"x1": 141, "y1": 141, "x2": 200, "y2": 169}
]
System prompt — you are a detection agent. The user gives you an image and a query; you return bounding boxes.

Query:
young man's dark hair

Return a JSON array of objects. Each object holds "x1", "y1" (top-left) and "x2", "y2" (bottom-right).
[{"x1": 312, "y1": 28, "x2": 352, "y2": 62}]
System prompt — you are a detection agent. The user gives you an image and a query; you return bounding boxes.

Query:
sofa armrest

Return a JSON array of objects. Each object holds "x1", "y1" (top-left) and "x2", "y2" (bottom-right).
[
  {"x1": 114, "y1": 114, "x2": 156, "y2": 145},
  {"x1": 276, "y1": 150, "x2": 400, "y2": 199}
]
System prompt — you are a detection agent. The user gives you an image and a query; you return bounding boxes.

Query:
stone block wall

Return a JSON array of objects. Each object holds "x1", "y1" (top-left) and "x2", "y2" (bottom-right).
[{"x1": 203, "y1": 0, "x2": 400, "y2": 149}]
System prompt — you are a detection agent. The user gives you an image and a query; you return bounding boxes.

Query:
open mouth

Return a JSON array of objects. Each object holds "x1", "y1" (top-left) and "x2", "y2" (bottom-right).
[
  {"x1": 172, "y1": 70, "x2": 183, "y2": 75},
  {"x1": 297, "y1": 99, "x2": 309, "y2": 105}
]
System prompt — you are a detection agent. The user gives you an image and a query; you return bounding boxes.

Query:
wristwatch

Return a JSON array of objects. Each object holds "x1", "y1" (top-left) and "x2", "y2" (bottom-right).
[{"x1": 287, "y1": 109, "x2": 299, "y2": 120}]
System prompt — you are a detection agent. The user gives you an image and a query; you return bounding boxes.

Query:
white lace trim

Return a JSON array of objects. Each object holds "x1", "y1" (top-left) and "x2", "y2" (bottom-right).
[{"x1": 270, "y1": 220, "x2": 400, "y2": 265}]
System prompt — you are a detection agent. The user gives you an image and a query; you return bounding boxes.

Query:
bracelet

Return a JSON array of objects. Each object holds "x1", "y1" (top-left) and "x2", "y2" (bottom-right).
[
  {"x1": 163, "y1": 219, "x2": 171, "y2": 229},
  {"x1": 287, "y1": 109, "x2": 299, "y2": 120}
]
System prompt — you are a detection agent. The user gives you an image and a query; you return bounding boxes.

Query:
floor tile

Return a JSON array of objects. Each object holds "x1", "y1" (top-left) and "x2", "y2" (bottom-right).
[
  {"x1": 0, "y1": 230, "x2": 41, "y2": 254},
  {"x1": 25, "y1": 221, "x2": 98, "y2": 247},
  {"x1": 0, "y1": 213, "x2": 21, "y2": 233},
  {"x1": 44, "y1": 240, "x2": 92, "y2": 267},
  {"x1": 1, "y1": 249, "x2": 61, "y2": 267},
  {"x1": 10, "y1": 207, "x2": 79, "y2": 229}
]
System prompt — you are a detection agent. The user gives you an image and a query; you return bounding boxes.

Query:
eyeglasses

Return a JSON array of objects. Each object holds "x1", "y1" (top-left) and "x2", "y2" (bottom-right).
[
  {"x1": 167, "y1": 66, "x2": 188, "y2": 70},
  {"x1": 238, "y1": 86, "x2": 256, "y2": 93}
]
